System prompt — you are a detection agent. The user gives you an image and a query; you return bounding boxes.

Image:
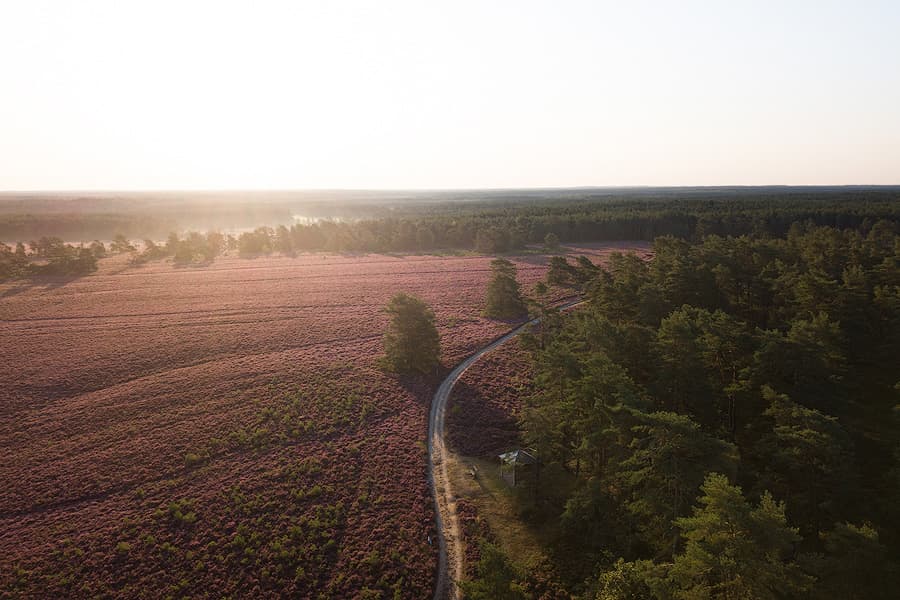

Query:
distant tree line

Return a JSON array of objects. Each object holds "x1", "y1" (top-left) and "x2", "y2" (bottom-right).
[
  {"x1": 157, "y1": 231, "x2": 227, "y2": 265},
  {"x1": 0, "y1": 237, "x2": 102, "y2": 279},
  {"x1": 201, "y1": 192, "x2": 900, "y2": 255},
  {"x1": 3, "y1": 190, "x2": 899, "y2": 259},
  {"x1": 0, "y1": 213, "x2": 178, "y2": 243},
  {"x1": 465, "y1": 219, "x2": 900, "y2": 598},
  {"x1": 0, "y1": 230, "x2": 228, "y2": 280},
  {"x1": 0, "y1": 200, "x2": 291, "y2": 242}
]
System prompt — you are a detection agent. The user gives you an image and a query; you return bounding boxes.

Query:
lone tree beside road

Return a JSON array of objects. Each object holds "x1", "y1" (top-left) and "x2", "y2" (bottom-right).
[
  {"x1": 484, "y1": 258, "x2": 527, "y2": 319},
  {"x1": 381, "y1": 292, "x2": 441, "y2": 373}
]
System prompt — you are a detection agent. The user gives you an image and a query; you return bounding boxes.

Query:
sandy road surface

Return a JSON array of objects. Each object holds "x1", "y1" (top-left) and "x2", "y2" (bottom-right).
[{"x1": 427, "y1": 300, "x2": 583, "y2": 600}]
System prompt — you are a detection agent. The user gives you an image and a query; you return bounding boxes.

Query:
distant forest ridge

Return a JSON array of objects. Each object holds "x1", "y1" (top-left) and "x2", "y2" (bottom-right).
[{"x1": 1, "y1": 186, "x2": 898, "y2": 246}]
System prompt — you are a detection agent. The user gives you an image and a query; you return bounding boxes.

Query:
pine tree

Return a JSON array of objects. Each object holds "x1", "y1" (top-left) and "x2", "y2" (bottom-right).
[
  {"x1": 574, "y1": 255, "x2": 601, "y2": 283},
  {"x1": 614, "y1": 412, "x2": 737, "y2": 557},
  {"x1": 484, "y1": 258, "x2": 526, "y2": 319},
  {"x1": 803, "y1": 522, "x2": 899, "y2": 600},
  {"x1": 546, "y1": 256, "x2": 575, "y2": 287},
  {"x1": 668, "y1": 473, "x2": 812, "y2": 599},
  {"x1": 380, "y1": 293, "x2": 441, "y2": 374},
  {"x1": 591, "y1": 558, "x2": 656, "y2": 600},
  {"x1": 755, "y1": 386, "x2": 856, "y2": 538}
]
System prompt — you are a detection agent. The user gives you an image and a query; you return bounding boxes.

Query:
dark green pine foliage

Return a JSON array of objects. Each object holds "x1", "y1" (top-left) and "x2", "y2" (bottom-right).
[
  {"x1": 749, "y1": 312, "x2": 846, "y2": 411},
  {"x1": 474, "y1": 221, "x2": 900, "y2": 595},
  {"x1": 574, "y1": 255, "x2": 601, "y2": 284},
  {"x1": 380, "y1": 292, "x2": 441, "y2": 374},
  {"x1": 754, "y1": 386, "x2": 856, "y2": 539},
  {"x1": 523, "y1": 347, "x2": 646, "y2": 479},
  {"x1": 802, "y1": 522, "x2": 900, "y2": 600},
  {"x1": 613, "y1": 412, "x2": 737, "y2": 558},
  {"x1": 484, "y1": 258, "x2": 527, "y2": 319},
  {"x1": 666, "y1": 473, "x2": 813, "y2": 599},
  {"x1": 546, "y1": 256, "x2": 576, "y2": 287},
  {"x1": 587, "y1": 251, "x2": 661, "y2": 325},
  {"x1": 4, "y1": 189, "x2": 898, "y2": 252},
  {"x1": 592, "y1": 475, "x2": 813, "y2": 600},
  {"x1": 590, "y1": 558, "x2": 657, "y2": 600}
]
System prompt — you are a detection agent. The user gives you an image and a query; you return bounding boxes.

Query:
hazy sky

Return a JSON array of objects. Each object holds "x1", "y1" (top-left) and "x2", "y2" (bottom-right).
[{"x1": 1, "y1": 0, "x2": 899, "y2": 190}]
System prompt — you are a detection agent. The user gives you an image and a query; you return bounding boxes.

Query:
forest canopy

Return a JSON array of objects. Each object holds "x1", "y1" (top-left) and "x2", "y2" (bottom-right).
[
  {"x1": 2, "y1": 188, "x2": 898, "y2": 253},
  {"x1": 468, "y1": 219, "x2": 900, "y2": 598}
]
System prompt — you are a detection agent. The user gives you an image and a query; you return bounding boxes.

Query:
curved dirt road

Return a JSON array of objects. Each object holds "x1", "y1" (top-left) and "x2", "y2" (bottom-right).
[{"x1": 428, "y1": 301, "x2": 582, "y2": 600}]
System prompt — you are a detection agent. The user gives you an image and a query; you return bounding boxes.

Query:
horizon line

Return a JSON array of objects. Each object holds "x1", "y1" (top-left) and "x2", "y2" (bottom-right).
[{"x1": 2, "y1": 183, "x2": 900, "y2": 195}]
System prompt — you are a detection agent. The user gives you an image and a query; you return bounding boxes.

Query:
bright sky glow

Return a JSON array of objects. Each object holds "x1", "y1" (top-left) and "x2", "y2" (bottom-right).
[{"x1": 1, "y1": 0, "x2": 899, "y2": 189}]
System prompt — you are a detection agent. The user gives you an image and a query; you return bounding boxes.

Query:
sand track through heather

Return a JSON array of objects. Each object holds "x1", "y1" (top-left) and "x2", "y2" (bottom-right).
[{"x1": 427, "y1": 300, "x2": 583, "y2": 600}]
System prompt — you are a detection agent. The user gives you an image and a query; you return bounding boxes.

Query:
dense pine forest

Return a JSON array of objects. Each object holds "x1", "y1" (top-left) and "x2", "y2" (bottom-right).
[
  {"x1": 2, "y1": 187, "x2": 899, "y2": 249},
  {"x1": 270, "y1": 189, "x2": 900, "y2": 254},
  {"x1": 465, "y1": 219, "x2": 900, "y2": 599}
]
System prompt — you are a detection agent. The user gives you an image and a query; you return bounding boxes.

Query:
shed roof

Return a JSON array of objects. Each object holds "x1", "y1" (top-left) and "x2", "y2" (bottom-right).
[{"x1": 498, "y1": 449, "x2": 538, "y2": 466}]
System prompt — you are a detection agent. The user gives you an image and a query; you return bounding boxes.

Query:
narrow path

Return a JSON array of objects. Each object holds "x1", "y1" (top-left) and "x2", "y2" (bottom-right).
[{"x1": 428, "y1": 300, "x2": 583, "y2": 600}]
